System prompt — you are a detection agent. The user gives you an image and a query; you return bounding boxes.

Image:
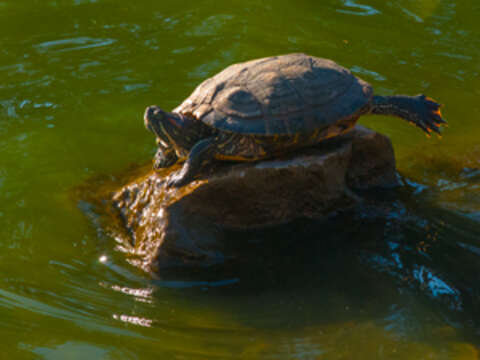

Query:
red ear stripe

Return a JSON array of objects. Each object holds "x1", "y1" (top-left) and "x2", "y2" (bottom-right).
[{"x1": 166, "y1": 115, "x2": 182, "y2": 128}]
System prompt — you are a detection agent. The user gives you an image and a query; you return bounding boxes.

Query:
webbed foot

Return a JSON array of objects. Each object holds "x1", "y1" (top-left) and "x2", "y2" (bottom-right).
[{"x1": 412, "y1": 95, "x2": 447, "y2": 136}]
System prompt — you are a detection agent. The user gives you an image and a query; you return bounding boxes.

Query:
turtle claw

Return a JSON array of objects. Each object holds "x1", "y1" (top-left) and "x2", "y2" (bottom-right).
[
  {"x1": 424, "y1": 95, "x2": 442, "y2": 109},
  {"x1": 429, "y1": 122, "x2": 441, "y2": 135}
]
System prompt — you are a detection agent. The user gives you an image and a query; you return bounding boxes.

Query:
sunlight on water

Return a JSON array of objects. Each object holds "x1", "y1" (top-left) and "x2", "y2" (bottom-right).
[{"x1": 112, "y1": 314, "x2": 153, "y2": 327}]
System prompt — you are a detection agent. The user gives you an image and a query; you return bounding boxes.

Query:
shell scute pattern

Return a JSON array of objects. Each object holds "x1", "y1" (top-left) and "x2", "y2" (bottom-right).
[
  {"x1": 215, "y1": 86, "x2": 262, "y2": 118},
  {"x1": 252, "y1": 71, "x2": 302, "y2": 117},
  {"x1": 175, "y1": 53, "x2": 373, "y2": 135}
]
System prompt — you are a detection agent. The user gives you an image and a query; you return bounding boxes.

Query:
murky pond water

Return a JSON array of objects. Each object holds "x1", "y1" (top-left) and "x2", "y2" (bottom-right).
[{"x1": 1, "y1": 0, "x2": 479, "y2": 358}]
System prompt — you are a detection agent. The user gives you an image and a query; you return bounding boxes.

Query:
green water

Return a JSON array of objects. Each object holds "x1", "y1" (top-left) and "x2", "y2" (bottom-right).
[{"x1": 1, "y1": 0, "x2": 480, "y2": 358}]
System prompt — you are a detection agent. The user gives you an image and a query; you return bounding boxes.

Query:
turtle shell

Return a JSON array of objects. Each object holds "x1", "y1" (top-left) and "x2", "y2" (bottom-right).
[{"x1": 174, "y1": 53, "x2": 373, "y2": 136}]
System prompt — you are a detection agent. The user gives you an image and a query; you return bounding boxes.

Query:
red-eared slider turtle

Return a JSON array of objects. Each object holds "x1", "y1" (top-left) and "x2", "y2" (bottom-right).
[{"x1": 144, "y1": 53, "x2": 446, "y2": 187}]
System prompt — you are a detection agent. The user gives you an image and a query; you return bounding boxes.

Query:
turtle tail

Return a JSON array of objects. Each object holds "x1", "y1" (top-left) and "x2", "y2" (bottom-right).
[{"x1": 370, "y1": 95, "x2": 447, "y2": 136}]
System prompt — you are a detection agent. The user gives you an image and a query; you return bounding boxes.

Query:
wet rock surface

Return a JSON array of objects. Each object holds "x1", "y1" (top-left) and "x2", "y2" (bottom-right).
[{"x1": 92, "y1": 126, "x2": 399, "y2": 273}]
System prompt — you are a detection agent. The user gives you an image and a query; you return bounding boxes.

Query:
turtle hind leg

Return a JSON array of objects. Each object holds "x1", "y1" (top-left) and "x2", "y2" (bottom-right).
[
  {"x1": 166, "y1": 137, "x2": 216, "y2": 188},
  {"x1": 371, "y1": 95, "x2": 447, "y2": 136}
]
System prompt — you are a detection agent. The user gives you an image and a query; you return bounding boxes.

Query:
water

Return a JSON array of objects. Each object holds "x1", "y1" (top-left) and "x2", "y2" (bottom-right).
[{"x1": 1, "y1": 0, "x2": 479, "y2": 358}]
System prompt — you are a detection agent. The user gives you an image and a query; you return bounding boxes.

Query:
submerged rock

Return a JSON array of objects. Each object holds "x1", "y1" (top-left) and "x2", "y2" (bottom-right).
[{"x1": 103, "y1": 126, "x2": 398, "y2": 273}]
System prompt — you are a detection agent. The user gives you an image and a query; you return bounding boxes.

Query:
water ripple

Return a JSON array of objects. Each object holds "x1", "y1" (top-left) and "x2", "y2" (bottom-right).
[
  {"x1": 350, "y1": 65, "x2": 386, "y2": 81},
  {"x1": 187, "y1": 14, "x2": 234, "y2": 37},
  {"x1": 336, "y1": 0, "x2": 380, "y2": 16},
  {"x1": 0, "y1": 288, "x2": 148, "y2": 339},
  {"x1": 399, "y1": 7, "x2": 424, "y2": 23},
  {"x1": 172, "y1": 46, "x2": 196, "y2": 55},
  {"x1": 437, "y1": 52, "x2": 473, "y2": 61},
  {"x1": 34, "y1": 37, "x2": 116, "y2": 54}
]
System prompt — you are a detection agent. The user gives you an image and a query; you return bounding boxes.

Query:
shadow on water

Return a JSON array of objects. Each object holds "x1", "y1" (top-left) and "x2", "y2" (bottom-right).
[{"x1": 132, "y1": 178, "x2": 480, "y2": 345}]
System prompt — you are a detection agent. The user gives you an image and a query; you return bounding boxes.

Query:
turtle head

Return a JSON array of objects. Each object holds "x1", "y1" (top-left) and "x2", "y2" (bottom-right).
[
  {"x1": 144, "y1": 105, "x2": 186, "y2": 152},
  {"x1": 144, "y1": 105, "x2": 214, "y2": 160}
]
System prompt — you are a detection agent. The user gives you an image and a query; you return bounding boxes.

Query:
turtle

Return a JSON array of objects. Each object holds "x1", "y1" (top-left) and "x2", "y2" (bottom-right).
[{"x1": 144, "y1": 53, "x2": 446, "y2": 187}]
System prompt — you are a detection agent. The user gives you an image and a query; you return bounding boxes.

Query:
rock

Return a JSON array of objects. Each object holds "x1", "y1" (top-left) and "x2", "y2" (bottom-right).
[{"x1": 104, "y1": 126, "x2": 398, "y2": 273}]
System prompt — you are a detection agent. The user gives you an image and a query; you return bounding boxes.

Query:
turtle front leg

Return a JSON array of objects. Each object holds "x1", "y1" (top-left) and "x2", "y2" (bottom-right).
[{"x1": 166, "y1": 137, "x2": 216, "y2": 188}]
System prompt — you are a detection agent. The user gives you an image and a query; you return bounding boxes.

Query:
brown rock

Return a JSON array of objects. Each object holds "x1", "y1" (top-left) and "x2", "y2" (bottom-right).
[{"x1": 104, "y1": 126, "x2": 398, "y2": 273}]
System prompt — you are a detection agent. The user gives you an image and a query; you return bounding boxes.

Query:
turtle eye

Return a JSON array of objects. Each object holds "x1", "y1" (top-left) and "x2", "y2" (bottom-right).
[{"x1": 146, "y1": 106, "x2": 165, "y2": 120}]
